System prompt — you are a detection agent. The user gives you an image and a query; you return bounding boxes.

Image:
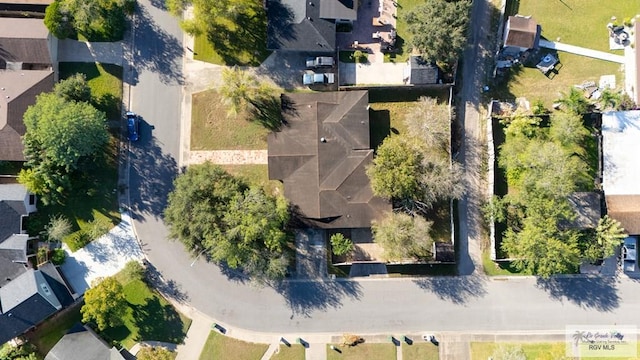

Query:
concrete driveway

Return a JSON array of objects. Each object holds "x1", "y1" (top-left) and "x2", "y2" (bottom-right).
[{"x1": 60, "y1": 212, "x2": 144, "y2": 295}]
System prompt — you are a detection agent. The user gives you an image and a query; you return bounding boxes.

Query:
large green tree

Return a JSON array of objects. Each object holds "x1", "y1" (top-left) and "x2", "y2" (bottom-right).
[
  {"x1": 403, "y1": 0, "x2": 471, "y2": 66},
  {"x1": 81, "y1": 277, "x2": 127, "y2": 331},
  {"x1": 19, "y1": 93, "x2": 108, "y2": 204},
  {"x1": 367, "y1": 136, "x2": 463, "y2": 213},
  {"x1": 372, "y1": 212, "x2": 434, "y2": 262},
  {"x1": 44, "y1": 0, "x2": 134, "y2": 40},
  {"x1": 164, "y1": 163, "x2": 291, "y2": 281}
]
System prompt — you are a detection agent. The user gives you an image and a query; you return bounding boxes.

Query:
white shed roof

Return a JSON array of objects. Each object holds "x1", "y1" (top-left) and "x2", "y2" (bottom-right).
[{"x1": 602, "y1": 110, "x2": 640, "y2": 195}]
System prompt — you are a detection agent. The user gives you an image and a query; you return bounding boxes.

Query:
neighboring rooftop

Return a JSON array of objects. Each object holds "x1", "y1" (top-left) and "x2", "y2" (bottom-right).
[
  {"x1": 266, "y1": 0, "x2": 337, "y2": 52},
  {"x1": 0, "y1": 70, "x2": 55, "y2": 161},
  {"x1": 562, "y1": 192, "x2": 602, "y2": 230},
  {"x1": 45, "y1": 323, "x2": 128, "y2": 360},
  {"x1": 503, "y1": 15, "x2": 539, "y2": 50},
  {"x1": 408, "y1": 56, "x2": 440, "y2": 85},
  {"x1": 268, "y1": 91, "x2": 391, "y2": 229},
  {"x1": 602, "y1": 110, "x2": 640, "y2": 235},
  {"x1": 319, "y1": 0, "x2": 357, "y2": 21},
  {"x1": 0, "y1": 264, "x2": 74, "y2": 344},
  {"x1": 0, "y1": 18, "x2": 51, "y2": 66},
  {"x1": 602, "y1": 110, "x2": 640, "y2": 196}
]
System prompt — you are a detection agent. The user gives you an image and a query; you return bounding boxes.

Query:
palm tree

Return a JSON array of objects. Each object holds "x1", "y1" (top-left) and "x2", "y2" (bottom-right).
[
  {"x1": 557, "y1": 87, "x2": 591, "y2": 114},
  {"x1": 220, "y1": 66, "x2": 260, "y2": 117}
]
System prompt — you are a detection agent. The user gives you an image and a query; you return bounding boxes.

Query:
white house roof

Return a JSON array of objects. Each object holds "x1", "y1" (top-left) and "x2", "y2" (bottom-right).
[{"x1": 602, "y1": 110, "x2": 640, "y2": 195}]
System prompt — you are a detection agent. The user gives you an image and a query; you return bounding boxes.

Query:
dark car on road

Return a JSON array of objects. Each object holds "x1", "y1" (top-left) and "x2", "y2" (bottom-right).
[{"x1": 127, "y1": 111, "x2": 139, "y2": 142}]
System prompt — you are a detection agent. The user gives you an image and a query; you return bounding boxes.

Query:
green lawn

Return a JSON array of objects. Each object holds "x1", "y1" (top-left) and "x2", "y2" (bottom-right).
[
  {"x1": 24, "y1": 302, "x2": 84, "y2": 357},
  {"x1": 402, "y1": 342, "x2": 439, "y2": 359},
  {"x1": 270, "y1": 344, "x2": 306, "y2": 360},
  {"x1": 191, "y1": 89, "x2": 269, "y2": 150},
  {"x1": 482, "y1": 250, "x2": 524, "y2": 276},
  {"x1": 492, "y1": 0, "x2": 636, "y2": 108},
  {"x1": 327, "y1": 343, "x2": 397, "y2": 360},
  {"x1": 470, "y1": 342, "x2": 640, "y2": 360},
  {"x1": 199, "y1": 331, "x2": 268, "y2": 360},
  {"x1": 221, "y1": 165, "x2": 283, "y2": 197},
  {"x1": 515, "y1": 0, "x2": 640, "y2": 52},
  {"x1": 385, "y1": 0, "x2": 425, "y2": 63},
  {"x1": 59, "y1": 62, "x2": 123, "y2": 121},
  {"x1": 28, "y1": 62, "x2": 123, "y2": 251},
  {"x1": 192, "y1": 0, "x2": 270, "y2": 66},
  {"x1": 101, "y1": 278, "x2": 192, "y2": 349}
]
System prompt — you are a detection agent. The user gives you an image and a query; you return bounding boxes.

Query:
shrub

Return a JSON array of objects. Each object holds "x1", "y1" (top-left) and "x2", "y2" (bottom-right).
[
  {"x1": 68, "y1": 230, "x2": 91, "y2": 251},
  {"x1": 46, "y1": 215, "x2": 73, "y2": 243},
  {"x1": 51, "y1": 248, "x2": 67, "y2": 265},
  {"x1": 330, "y1": 233, "x2": 354, "y2": 256},
  {"x1": 122, "y1": 260, "x2": 146, "y2": 282},
  {"x1": 86, "y1": 218, "x2": 112, "y2": 240}
]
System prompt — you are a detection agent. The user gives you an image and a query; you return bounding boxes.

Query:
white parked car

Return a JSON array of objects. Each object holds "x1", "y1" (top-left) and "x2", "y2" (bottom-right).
[{"x1": 302, "y1": 72, "x2": 335, "y2": 85}]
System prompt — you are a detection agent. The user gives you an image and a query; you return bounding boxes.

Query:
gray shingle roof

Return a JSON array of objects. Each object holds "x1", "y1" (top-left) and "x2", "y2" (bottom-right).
[
  {"x1": 0, "y1": 70, "x2": 55, "y2": 161},
  {"x1": 267, "y1": 0, "x2": 336, "y2": 52},
  {"x1": 45, "y1": 323, "x2": 127, "y2": 360},
  {"x1": 319, "y1": 0, "x2": 357, "y2": 21},
  {"x1": 268, "y1": 91, "x2": 391, "y2": 228},
  {"x1": 409, "y1": 56, "x2": 440, "y2": 84}
]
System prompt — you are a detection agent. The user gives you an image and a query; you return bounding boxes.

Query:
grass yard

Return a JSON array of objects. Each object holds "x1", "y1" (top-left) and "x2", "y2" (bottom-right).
[
  {"x1": 514, "y1": 0, "x2": 640, "y2": 52},
  {"x1": 59, "y1": 62, "x2": 123, "y2": 121},
  {"x1": 385, "y1": 0, "x2": 425, "y2": 63},
  {"x1": 470, "y1": 342, "x2": 640, "y2": 360},
  {"x1": 402, "y1": 342, "x2": 439, "y2": 359},
  {"x1": 199, "y1": 331, "x2": 268, "y2": 360},
  {"x1": 326, "y1": 343, "x2": 397, "y2": 360},
  {"x1": 101, "y1": 278, "x2": 191, "y2": 349},
  {"x1": 192, "y1": 0, "x2": 270, "y2": 66},
  {"x1": 270, "y1": 344, "x2": 306, "y2": 360},
  {"x1": 481, "y1": 250, "x2": 523, "y2": 276},
  {"x1": 221, "y1": 165, "x2": 283, "y2": 197},
  {"x1": 494, "y1": 53, "x2": 624, "y2": 108},
  {"x1": 191, "y1": 89, "x2": 269, "y2": 150},
  {"x1": 493, "y1": 0, "x2": 636, "y2": 108},
  {"x1": 25, "y1": 302, "x2": 83, "y2": 357}
]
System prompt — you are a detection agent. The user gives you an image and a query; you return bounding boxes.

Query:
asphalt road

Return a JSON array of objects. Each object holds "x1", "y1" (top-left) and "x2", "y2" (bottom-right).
[{"x1": 127, "y1": 0, "x2": 640, "y2": 336}]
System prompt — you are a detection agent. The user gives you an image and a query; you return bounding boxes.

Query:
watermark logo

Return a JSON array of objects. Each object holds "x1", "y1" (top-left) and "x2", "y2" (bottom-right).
[{"x1": 566, "y1": 325, "x2": 637, "y2": 358}]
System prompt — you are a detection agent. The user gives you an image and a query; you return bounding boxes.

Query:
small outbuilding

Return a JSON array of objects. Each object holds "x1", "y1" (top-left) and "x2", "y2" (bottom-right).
[{"x1": 503, "y1": 15, "x2": 540, "y2": 53}]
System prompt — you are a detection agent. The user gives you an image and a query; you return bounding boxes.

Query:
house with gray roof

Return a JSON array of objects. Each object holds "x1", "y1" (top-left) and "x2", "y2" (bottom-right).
[
  {"x1": 0, "y1": 264, "x2": 74, "y2": 344},
  {"x1": 266, "y1": 0, "x2": 357, "y2": 52},
  {"x1": 0, "y1": 17, "x2": 56, "y2": 161},
  {"x1": 45, "y1": 323, "x2": 132, "y2": 360},
  {"x1": 268, "y1": 90, "x2": 391, "y2": 229}
]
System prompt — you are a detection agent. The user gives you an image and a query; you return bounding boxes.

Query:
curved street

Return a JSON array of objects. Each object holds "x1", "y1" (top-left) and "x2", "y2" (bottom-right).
[{"x1": 125, "y1": 0, "x2": 640, "y2": 344}]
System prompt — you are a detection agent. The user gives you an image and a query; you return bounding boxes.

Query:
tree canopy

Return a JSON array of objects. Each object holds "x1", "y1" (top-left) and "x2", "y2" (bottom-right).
[
  {"x1": 54, "y1": 73, "x2": 92, "y2": 103},
  {"x1": 403, "y1": 0, "x2": 471, "y2": 66},
  {"x1": 496, "y1": 112, "x2": 596, "y2": 276},
  {"x1": 164, "y1": 163, "x2": 292, "y2": 281},
  {"x1": 19, "y1": 93, "x2": 108, "y2": 205},
  {"x1": 44, "y1": 0, "x2": 134, "y2": 40},
  {"x1": 367, "y1": 135, "x2": 463, "y2": 213},
  {"x1": 372, "y1": 212, "x2": 434, "y2": 261},
  {"x1": 81, "y1": 277, "x2": 127, "y2": 331}
]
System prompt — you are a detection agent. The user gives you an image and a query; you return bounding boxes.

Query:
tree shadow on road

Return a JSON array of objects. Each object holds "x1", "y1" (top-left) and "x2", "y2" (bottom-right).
[
  {"x1": 412, "y1": 274, "x2": 487, "y2": 305},
  {"x1": 273, "y1": 280, "x2": 363, "y2": 318},
  {"x1": 128, "y1": 119, "x2": 178, "y2": 221},
  {"x1": 535, "y1": 276, "x2": 620, "y2": 312},
  {"x1": 145, "y1": 262, "x2": 190, "y2": 303},
  {"x1": 129, "y1": 4, "x2": 184, "y2": 85}
]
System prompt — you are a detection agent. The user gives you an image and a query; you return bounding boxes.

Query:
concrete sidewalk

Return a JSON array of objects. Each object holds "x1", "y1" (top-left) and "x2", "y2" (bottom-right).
[
  {"x1": 57, "y1": 39, "x2": 125, "y2": 65},
  {"x1": 539, "y1": 39, "x2": 626, "y2": 63}
]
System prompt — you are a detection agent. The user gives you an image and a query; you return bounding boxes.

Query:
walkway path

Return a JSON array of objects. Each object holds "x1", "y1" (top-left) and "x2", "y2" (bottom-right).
[
  {"x1": 188, "y1": 150, "x2": 268, "y2": 165},
  {"x1": 57, "y1": 39, "x2": 125, "y2": 65},
  {"x1": 539, "y1": 39, "x2": 626, "y2": 63}
]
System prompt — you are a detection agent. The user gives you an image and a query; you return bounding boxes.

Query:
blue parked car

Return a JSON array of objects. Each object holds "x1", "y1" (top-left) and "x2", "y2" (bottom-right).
[{"x1": 126, "y1": 111, "x2": 139, "y2": 142}]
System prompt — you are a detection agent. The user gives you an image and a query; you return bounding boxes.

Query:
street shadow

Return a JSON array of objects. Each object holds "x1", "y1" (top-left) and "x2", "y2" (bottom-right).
[
  {"x1": 145, "y1": 262, "x2": 190, "y2": 303},
  {"x1": 273, "y1": 279, "x2": 363, "y2": 317},
  {"x1": 535, "y1": 276, "x2": 620, "y2": 312},
  {"x1": 148, "y1": 0, "x2": 166, "y2": 10},
  {"x1": 129, "y1": 119, "x2": 178, "y2": 220},
  {"x1": 412, "y1": 274, "x2": 487, "y2": 305},
  {"x1": 130, "y1": 4, "x2": 184, "y2": 85}
]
